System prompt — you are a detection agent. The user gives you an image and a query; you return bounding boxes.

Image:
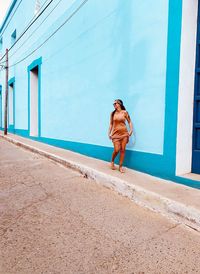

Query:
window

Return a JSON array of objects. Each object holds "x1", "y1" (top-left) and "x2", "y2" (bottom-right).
[
  {"x1": 34, "y1": 0, "x2": 41, "y2": 15},
  {"x1": 11, "y1": 29, "x2": 16, "y2": 46}
]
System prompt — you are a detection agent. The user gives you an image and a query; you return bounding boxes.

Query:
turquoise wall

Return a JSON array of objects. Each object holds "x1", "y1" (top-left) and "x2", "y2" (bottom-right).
[
  {"x1": 41, "y1": 0, "x2": 169, "y2": 155},
  {"x1": 2, "y1": 0, "x2": 198, "y2": 188},
  {"x1": 1, "y1": 0, "x2": 169, "y2": 154}
]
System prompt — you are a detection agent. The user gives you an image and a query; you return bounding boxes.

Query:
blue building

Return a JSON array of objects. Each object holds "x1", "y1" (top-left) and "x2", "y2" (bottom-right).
[{"x1": 0, "y1": 0, "x2": 200, "y2": 189}]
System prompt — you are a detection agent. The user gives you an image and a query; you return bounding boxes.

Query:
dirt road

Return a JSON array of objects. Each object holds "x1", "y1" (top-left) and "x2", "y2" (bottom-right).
[{"x1": 0, "y1": 138, "x2": 200, "y2": 274}]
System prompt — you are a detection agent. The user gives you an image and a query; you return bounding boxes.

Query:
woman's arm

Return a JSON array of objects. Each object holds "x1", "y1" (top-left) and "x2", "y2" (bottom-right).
[
  {"x1": 125, "y1": 112, "x2": 133, "y2": 136},
  {"x1": 108, "y1": 113, "x2": 113, "y2": 139}
]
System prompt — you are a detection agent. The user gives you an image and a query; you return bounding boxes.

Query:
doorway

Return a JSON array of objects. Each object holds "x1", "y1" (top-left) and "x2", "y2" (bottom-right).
[
  {"x1": 8, "y1": 82, "x2": 14, "y2": 130},
  {"x1": 28, "y1": 58, "x2": 42, "y2": 137},
  {"x1": 192, "y1": 1, "x2": 200, "y2": 174},
  {"x1": 29, "y1": 66, "x2": 39, "y2": 137}
]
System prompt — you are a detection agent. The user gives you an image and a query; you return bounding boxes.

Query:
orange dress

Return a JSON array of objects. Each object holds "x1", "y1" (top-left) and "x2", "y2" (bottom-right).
[{"x1": 111, "y1": 111, "x2": 129, "y2": 143}]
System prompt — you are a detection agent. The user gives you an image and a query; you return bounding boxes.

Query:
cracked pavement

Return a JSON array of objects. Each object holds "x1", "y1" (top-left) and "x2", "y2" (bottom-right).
[{"x1": 0, "y1": 138, "x2": 200, "y2": 274}]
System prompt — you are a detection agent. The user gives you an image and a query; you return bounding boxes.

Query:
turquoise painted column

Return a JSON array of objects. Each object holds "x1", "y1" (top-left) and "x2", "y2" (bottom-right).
[{"x1": 163, "y1": 0, "x2": 183, "y2": 176}]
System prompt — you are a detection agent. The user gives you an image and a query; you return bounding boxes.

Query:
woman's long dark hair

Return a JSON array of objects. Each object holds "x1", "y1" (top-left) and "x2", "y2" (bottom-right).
[{"x1": 111, "y1": 99, "x2": 126, "y2": 122}]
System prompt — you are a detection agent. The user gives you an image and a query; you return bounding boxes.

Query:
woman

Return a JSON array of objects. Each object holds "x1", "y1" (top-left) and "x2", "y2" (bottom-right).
[{"x1": 108, "y1": 99, "x2": 133, "y2": 173}]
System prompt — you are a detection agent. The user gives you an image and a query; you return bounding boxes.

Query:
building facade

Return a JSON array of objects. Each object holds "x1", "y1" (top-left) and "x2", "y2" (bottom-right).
[{"x1": 0, "y1": 0, "x2": 200, "y2": 189}]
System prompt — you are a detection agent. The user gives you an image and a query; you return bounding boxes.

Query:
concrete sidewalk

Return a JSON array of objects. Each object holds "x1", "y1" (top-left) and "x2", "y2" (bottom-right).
[{"x1": 0, "y1": 132, "x2": 200, "y2": 232}]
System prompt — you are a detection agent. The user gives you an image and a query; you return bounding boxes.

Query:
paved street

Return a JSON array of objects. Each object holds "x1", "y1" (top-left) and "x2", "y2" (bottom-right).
[{"x1": 0, "y1": 138, "x2": 200, "y2": 274}]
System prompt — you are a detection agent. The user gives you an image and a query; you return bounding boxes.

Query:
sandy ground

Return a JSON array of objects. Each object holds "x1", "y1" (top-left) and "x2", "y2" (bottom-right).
[{"x1": 0, "y1": 138, "x2": 200, "y2": 274}]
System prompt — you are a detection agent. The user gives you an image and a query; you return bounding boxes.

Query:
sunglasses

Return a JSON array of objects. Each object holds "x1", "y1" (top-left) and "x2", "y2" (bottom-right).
[{"x1": 113, "y1": 102, "x2": 117, "y2": 106}]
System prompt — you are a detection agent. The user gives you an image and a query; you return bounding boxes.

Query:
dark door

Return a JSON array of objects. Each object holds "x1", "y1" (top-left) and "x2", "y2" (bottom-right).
[{"x1": 192, "y1": 2, "x2": 200, "y2": 174}]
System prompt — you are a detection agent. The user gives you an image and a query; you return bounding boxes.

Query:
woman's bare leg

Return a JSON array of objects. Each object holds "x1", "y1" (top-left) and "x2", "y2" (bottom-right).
[
  {"x1": 119, "y1": 137, "x2": 128, "y2": 173},
  {"x1": 111, "y1": 141, "x2": 120, "y2": 170}
]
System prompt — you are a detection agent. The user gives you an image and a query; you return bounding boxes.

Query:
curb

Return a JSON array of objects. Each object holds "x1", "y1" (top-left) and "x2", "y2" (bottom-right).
[{"x1": 1, "y1": 134, "x2": 200, "y2": 232}]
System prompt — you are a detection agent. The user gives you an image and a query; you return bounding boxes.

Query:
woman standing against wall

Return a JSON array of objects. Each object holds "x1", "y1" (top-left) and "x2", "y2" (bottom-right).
[{"x1": 108, "y1": 99, "x2": 133, "y2": 173}]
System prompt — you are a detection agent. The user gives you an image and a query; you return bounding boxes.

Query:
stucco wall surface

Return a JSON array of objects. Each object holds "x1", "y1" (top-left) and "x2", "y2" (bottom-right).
[{"x1": 0, "y1": 0, "x2": 169, "y2": 155}]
